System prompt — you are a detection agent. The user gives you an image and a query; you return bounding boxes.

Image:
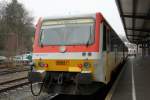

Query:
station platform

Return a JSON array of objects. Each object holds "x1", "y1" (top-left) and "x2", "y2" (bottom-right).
[{"x1": 111, "y1": 56, "x2": 150, "y2": 100}]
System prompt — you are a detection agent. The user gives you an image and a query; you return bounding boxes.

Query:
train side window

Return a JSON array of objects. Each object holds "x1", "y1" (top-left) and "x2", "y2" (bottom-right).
[
  {"x1": 109, "y1": 31, "x2": 114, "y2": 51},
  {"x1": 110, "y1": 31, "x2": 118, "y2": 52},
  {"x1": 103, "y1": 24, "x2": 106, "y2": 51},
  {"x1": 106, "y1": 28, "x2": 110, "y2": 51}
]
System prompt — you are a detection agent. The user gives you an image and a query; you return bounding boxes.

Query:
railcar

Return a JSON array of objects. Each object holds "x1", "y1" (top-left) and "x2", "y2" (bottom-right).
[
  {"x1": 0, "y1": 56, "x2": 6, "y2": 64},
  {"x1": 28, "y1": 12, "x2": 128, "y2": 95}
]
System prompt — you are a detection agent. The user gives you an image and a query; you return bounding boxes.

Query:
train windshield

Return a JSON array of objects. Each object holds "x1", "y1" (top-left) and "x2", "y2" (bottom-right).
[{"x1": 40, "y1": 19, "x2": 95, "y2": 46}]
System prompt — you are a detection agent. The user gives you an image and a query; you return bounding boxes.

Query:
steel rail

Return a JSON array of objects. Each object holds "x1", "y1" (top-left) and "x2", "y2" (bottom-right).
[{"x1": 0, "y1": 78, "x2": 30, "y2": 93}]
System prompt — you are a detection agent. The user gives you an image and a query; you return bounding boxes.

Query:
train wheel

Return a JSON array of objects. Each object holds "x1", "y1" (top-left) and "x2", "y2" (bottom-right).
[{"x1": 42, "y1": 72, "x2": 53, "y2": 93}]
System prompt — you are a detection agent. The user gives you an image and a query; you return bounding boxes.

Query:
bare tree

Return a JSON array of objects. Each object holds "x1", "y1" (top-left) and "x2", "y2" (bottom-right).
[
  {"x1": 0, "y1": 0, "x2": 34, "y2": 57},
  {"x1": 0, "y1": 0, "x2": 34, "y2": 67}
]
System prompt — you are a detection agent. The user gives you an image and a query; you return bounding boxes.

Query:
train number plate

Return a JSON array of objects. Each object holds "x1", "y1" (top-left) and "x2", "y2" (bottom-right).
[{"x1": 56, "y1": 60, "x2": 68, "y2": 65}]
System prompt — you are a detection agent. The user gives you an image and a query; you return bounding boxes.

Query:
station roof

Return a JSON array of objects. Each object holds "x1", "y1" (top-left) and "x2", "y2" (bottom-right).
[{"x1": 116, "y1": 0, "x2": 150, "y2": 44}]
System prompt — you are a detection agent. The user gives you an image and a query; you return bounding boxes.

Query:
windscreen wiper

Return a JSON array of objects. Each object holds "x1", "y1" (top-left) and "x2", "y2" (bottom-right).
[
  {"x1": 39, "y1": 29, "x2": 44, "y2": 48},
  {"x1": 40, "y1": 43, "x2": 43, "y2": 48},
  {"x1": 86, "y1": 27, "x2": 92, "y2": 47}
]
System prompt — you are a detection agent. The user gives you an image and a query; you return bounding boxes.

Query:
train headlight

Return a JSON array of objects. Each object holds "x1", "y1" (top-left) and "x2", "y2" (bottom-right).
[
  {"x1": 83, "y1": 62, "x2": 90, "y2": 69},
  {"x1": 77, "y1": 64, "x2": 83, "y2": 68},
  {"x1": 59, "y1": 46, "x2": 66, "y2": 53},
  {"x1": 38, "y1": 62, "x2": 48, "y2": 67}
]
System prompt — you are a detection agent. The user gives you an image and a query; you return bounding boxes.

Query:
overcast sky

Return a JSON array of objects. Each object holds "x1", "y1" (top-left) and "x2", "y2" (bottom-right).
[{"x1": 1, "y1": 0, "x2": 127, "y2": 40}]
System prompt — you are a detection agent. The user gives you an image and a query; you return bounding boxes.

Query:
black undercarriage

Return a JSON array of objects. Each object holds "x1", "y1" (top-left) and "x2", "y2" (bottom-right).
[{"x1": 42, "y1": 72, "x2": 106, "y2": 95}]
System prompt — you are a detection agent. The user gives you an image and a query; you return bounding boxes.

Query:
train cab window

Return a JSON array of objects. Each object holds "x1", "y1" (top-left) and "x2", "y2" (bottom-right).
[
  {"x1": 39, "y1": 19, "x2": 95, "y2": 46},
  {"x1": 103, "y1": 24, "x2": 107, "y2": 51}
]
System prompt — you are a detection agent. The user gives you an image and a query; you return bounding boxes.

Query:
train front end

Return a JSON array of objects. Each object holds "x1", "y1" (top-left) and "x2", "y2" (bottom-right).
[{"x1": 29, "y1": 13, "x2": 103, "y2": 95}]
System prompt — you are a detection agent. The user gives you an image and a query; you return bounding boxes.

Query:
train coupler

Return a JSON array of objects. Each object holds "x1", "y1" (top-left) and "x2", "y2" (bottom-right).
[{"x1": 28, "y1": 71, "x2": 45, "y2": 83}]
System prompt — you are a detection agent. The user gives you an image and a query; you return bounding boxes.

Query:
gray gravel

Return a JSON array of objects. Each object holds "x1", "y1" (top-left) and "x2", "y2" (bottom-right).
[{"x1": 0, "y1": 84, "x2": 55, "y2": 100}]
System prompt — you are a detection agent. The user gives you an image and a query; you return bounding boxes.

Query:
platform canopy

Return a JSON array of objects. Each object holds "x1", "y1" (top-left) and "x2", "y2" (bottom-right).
[{"x1": 116, "y1": 0, "x2": 150, "y2": 44}]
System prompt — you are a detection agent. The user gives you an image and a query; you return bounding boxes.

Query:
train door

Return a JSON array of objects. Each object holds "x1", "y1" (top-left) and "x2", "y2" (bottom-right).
[
  {"x1": 106, "y1": 27, "x2": 111, "y2": 82},
  {"x1": 103, "y1": 23, "x2": 111, "y2": 83}
]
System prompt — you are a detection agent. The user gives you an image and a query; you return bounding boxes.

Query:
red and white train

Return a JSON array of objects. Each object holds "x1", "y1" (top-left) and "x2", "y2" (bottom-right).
[{"x1": 28, "y1": 12, "x2": 128, "y2": 95}]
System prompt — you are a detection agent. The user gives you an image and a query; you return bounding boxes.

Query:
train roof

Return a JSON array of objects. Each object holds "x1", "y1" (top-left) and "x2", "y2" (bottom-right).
[{"x1": 42, "y1": 13, "x2": 102, "y2": 21}]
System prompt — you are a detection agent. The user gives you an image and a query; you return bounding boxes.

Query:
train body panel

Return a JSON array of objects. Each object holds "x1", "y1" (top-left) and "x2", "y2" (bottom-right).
[{"x1": 32, "y1": 52, "x2": 99, "y2": 72}]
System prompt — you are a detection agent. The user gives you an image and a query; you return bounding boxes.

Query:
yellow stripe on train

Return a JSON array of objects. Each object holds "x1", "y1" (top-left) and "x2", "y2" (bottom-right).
[{"x1": 33, "y1": 59, "x2": 95, "y2": 73}]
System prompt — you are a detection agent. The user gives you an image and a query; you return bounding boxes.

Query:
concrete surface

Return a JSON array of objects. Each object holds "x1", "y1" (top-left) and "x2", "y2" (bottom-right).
[{"x1": 112, "y1": 56, "x2": 150, "y2": 100}]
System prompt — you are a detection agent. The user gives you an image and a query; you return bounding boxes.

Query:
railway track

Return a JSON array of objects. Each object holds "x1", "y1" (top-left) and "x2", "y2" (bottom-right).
[
  {"x1": 41, "y1": 94, "x2": 59, "y2": 100},
  {"x1": 0, "y1": 77, "x2": 57, "y2": 100},
  {"x1": 0, "y1": 62, "x2": 126, "y2": 100},
  {"x1": 0, "y1": 68, "x2": 29, "y2": 76},
  {"x1": 0, "y1": 77, "x2": 30, "y2": 93},
  {"x1": 0, "y1": 65, "x2": 57, "y2": 99}
]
